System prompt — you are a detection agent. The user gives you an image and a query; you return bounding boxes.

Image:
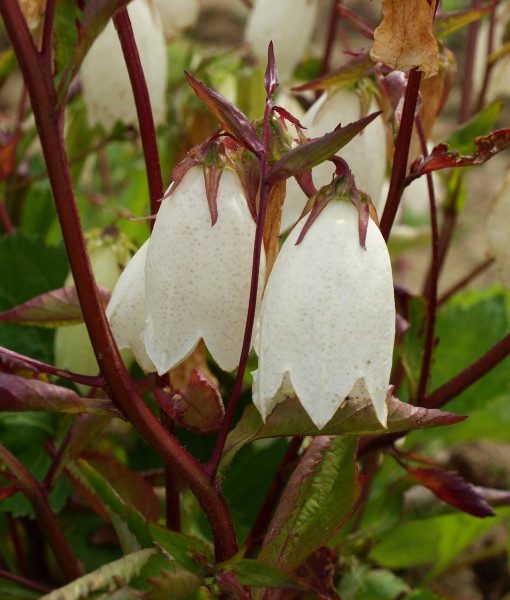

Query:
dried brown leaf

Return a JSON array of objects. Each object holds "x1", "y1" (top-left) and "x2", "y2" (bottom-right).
[
  {"x1": 263, "y1": 180, "x2": 286, "y2": 281},
  {"x1": 370, "y1": 0, "x2": 439, "y2": 78}
]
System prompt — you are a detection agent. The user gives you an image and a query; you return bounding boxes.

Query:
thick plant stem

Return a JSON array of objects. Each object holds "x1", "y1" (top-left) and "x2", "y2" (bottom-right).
[
  {"x1": 0, "y1": 444, "x2": 82, "y2": 581},
  {"x1": 416, "y1": 118, "x2": 440, "y2": 403},
  {"x1": 114, "y1": 8, "x2": 163, "y2": 217},
  {"x1": 0, "y1": 0, "x2": 237, "y2": 562},
  {"x1": 380, "y1": 68, "x2": 422, "y2": 241}
]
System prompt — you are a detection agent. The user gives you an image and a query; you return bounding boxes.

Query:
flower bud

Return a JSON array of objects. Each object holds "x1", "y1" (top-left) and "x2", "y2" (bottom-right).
[
  {"x1": 80, "y1": 0, "x2": 167, "y2": 131},
  {"x1": 153, "y1": 0, "x2": 201, "y2": 40},
  {"x1": 244, "y1": 0, "x2": 318, "y2": 83},
  {"x1": 281, "y1": 87, "x2": 387, "y2": 231},
  {"x1": 487, "y1": 172, "x2": 510, "y2": 287},
  {"x1": 144, "y1": 166, "x2": 265, "y2": 374},
  {"x1": 254, "y1": 198, "x2": 395, "y2": 429}
]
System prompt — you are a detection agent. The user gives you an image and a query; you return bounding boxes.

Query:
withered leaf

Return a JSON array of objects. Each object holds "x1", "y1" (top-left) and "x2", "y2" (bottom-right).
[{"x1": 371, "y1": 0, "x2": 439, "y2": 78}]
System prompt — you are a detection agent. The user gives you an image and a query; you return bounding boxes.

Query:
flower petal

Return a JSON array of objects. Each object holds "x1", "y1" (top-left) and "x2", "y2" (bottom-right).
[
  {"x1": 145, "y1": 167, "x2": 265, "y2": 374},
  {"x1": 106, "y1": 240, "x2": 155, "y2": 373},
  {"x1": 255, "y1": 201, "x2": 395, "y2": 429}
]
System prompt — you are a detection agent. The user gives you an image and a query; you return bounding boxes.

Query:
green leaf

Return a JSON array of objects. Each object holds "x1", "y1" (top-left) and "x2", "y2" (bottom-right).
[
  {"x1": 218, "y1": 558, "x2": 303, "y2": 590},
  {"x1": 0, "y1": 373, "x2": 120, "y2": 416},
  {"x1": 258, "y1": 436, "x2": 360, "y2": 570},
  {"x1": 148, "y1": 523, "x2": 213, "y2": 575},
  {"x1": 434, "y1": 5, "x2": 493, "y2": 39},
  {"x1": 0, "y1": 579, "x2": 41, "y2": 600},
  {"x1": 39, "y1": 548, "x2": 157, "y2": 600},
  {"x1": 220, "y1": 395, "x2": 464, "y2": 470},
  {"x1": 292, "y1": 54, "x2": 373, "y2": 92},
  {"x1": 339, "y1": 564, "x2": 410, "y2": 600},
  {"x1": 72, "y1": 459, "x2": 153, "y2": 553},
  {"x1": 267, "y1": 111, "x2": 381, "y2": 183},
  {"x1": 447, "y1": 101, "x2": 503, "y2": 155}
]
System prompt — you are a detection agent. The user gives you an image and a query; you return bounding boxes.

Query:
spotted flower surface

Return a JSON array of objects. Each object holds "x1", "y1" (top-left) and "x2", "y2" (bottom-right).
[
  {"x1": 106, "y1": 240, "x2": 155, "y2": 373},
  {"x1": 144, "y1": 166, "x2": 265, "y2": 375},
  {"x1": 281, "y1": 87, "x2": 387, "y2": 232},
  {"x1": 254, "y1": 200, "x2": 395, "y2": 429}
]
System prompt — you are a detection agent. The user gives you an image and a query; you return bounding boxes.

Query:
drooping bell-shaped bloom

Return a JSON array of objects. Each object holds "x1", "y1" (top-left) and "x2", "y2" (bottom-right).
[
  {"x1": 154, "y1": 0, "x2": 201, "y2": 39},
  {"x1": 280, "y1": 87, "x2": 387, "y2": 231},
  {"x1": 254, "y1": 199, "x2": 395, "y2": 429},
  {"x1": 144, "y1": 166, "x2": 265, "y2": 375},
  {"x1": 106, "y1": 240, "x2": 155, "y2": 373},
  {"x1": 81, "y1": 0, "x2": 167, "y2": 131},
  {"x1": 244, "y1": 0, "x2": 318, "y2": 83},
  {"x1": 487, "y1": 172, "x2": 510, "y2": 287}
]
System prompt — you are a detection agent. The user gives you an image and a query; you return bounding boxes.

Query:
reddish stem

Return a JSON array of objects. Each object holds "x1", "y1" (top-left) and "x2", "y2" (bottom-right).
[
  {"x1": 41, "y1": 0, "x2": 56, "y2": 64},
  {"x1": 0, "y1": 346, "x2": 106, "y2": 388},
  {"x1": 0, "y1": 0, "x2": 237, "y2": 562},
  {"x1": 207, "y1": 99, "x2": 274, "y2": 479},
  {"x1": 380, "y1": 68, "x2": 422, "y2": 241},
  {"x1": 0, "y1": 568, "x2": 52, "y2": 595},
  {"x1": 475, "y1": 0, "x2": 498, "y2": 112},
  {"x1": 0, "y1": 444, "x2": 83, "y2": 581},
  {"x1": 336, "y1": 3, "x2": 375, "y2": 40},
  {"x1": 459, "y1": 0, "x2": 483, "y2": 122},
  {"x1": 7, "y1": 516, "x2": 29, "y2": 576},
  {"x1": 114, "y1": 8, "x2": 164, "y2": 218},
  {"x1": 321, "y1": 0, "x2": 340, "y2": 76},
  {"x1": 416, "y1": 117, "x2": 440, "y2": 403}
]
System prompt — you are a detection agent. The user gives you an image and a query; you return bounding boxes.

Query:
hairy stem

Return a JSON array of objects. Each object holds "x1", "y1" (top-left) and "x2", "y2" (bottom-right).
[
  {"x1": 1, "y1": 0, "x2": 237, "y2": 561},
  {"x1": 0, "y1": 444, "x2": 83, "y2": 581},
  {"x1": 114, "y1": 8, "x2": 163, "y2": 217},
  {"x1": 380, "y1": 68, "x2": 422, "y2": 241}
]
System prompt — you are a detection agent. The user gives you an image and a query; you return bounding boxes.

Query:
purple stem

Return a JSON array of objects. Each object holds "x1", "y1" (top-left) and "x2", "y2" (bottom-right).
[
  {"x1": 206, "y1": 99, "x2": 274, "y2": 479},
  {"x1": 0, "y1": 346, "x2": 106, "y2": 388},
  {"x1": 380, "y1": 69, "x2": 422, "y2": 241},
  {"x1": 416, "y1": 117, "x2": 440, "y2": 403},
  {"x1": 114, "y1": 8, "x2": 164, "y2": 218},
  {"x1": 321, "y1": 0, "x2": 340, "y2": 76},
  {"x1": 0, "y1": 568, "x2": 52, "y2": 595},
  {"x1": 0, "y1": 0, "x2": 237, "y2": 561},
  {"x1": 41, "y1": 0, "x2": 56, "y2": 64},
  {"x1": 475, "y1": 0, "x2": 498, "y2": 112}
]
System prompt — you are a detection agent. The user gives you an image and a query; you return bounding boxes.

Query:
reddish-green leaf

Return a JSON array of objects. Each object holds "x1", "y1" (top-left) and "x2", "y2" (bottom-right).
[
  {"x1": 265, "y1": 41, "x2": 279, "y2": 97},
  {"x1": 434, "y1": 4, "x2": 494, "y2": 40},
  {"x1": 0, "y1": 372, "x2": 120, "y2": 416},
  {"x1": 185, "y1": 71, "x2": 264, "y2": 156},
  {"x1": 259, "y1": 436, "x2": 360, "y2": 570},
  {"x1": 292, "y1": 53, "x2": 373, "y2": 92},
  {"x1": 0, "y1": 285, "x2": 111, "y2": 327},
  {"x1": 221, "y1": 394, "x2": 464, "y2": 470},
  {"x1": 267, "y1": 111, "x2": 381, "y2": 184}
]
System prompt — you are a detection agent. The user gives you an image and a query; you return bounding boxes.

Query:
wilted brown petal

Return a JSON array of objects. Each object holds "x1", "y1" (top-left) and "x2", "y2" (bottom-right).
[{"x1": 371, "y1": 0, "x2": 439, "y2": 78}]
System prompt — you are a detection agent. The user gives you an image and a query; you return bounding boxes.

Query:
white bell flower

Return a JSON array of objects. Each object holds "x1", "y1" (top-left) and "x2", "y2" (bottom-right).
[
  {"x1": 106, "y1": 240, "x2": 155, "y2": 373},
  {"x1": 154, "y1": 0, "x2": 201, "y2": 39},
  {"x1": 81, "y1": 0, "x2": 167, "y2": 131},
  {"x1": 487, "y1": 172, "x2": 510, "y2": 287},
  {"x1": 144, "y1": 166, "x2": 265, "y2": 375},
  {"x1": 254, "y1": 199, "x2": 395, "y2": 429},
  {"x1": 280, "y1": 87, "x2": 387, "y2": 232},
  {"x1": 244, "y1": 0, "x2": 319, "y2": 83}
]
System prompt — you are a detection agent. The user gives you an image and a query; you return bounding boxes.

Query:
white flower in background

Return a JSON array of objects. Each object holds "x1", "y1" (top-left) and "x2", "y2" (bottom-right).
[
  {"x1": 244, "y1": 0, "x2": 318, "y2": 83},
  {"x1": 81, "y1": 0, "x2": 167, "y2": 131},
  {"x1": 473, "y1": 2, "x2": 510, "y2": 102},
  {"x1": 254, "y1": 199, "x2": 395, "y2": 429},
  {"x1": 487, "y1": 172, "x2": 510, "y2": 287},
  {"x1": 106, "y1": 240, "x2": 155, "y2": 373},
  {"x1": 144, "y1": 166, "x2": 265, "y2": 375},
  {"x1": 280, "y1": 87, "x2": 387, "y2": 232},
  {"x1": 154, "y1": 0, "x2": 201, "y2": 39},
  {"x1": 55, "y1": 234, "x2": 132, "y2": 390}
]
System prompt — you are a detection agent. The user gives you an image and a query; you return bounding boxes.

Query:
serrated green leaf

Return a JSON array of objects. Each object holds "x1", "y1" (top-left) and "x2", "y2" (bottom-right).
[
  {"x1": 220, "y1": 395, "x2": 464, "y2": 470},
  {"x1": 259, "y1": 436, "x2": 360, "y2": 571},
  {"x1": 40, "y1": 548, "x2": 157, "y2": 600},
  {"x1": 218, "y1": 558, "x2": 303, "y2": 590},
  {"x1": 148, "y1": 523, "x2": 212, "y2": 575}
]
